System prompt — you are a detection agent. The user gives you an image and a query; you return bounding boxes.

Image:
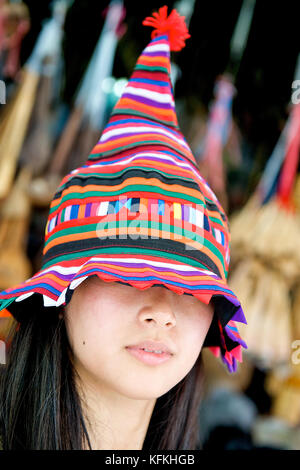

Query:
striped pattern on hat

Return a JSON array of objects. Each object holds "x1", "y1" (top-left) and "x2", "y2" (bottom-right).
[
  {"x1": 0, "y1": 149, "x2": 247, "y2": 372},
  {"x1": 0, "y1": 19, "x2": 247, "y2": 372},
  {"x1": 87, "y1": 35, "x2": 196, "y2": 164}
]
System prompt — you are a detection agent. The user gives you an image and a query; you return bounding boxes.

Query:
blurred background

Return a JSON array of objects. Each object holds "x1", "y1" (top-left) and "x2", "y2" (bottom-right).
[{"x1": 0, "y1": 0, "x2": 300, "y2": 450}]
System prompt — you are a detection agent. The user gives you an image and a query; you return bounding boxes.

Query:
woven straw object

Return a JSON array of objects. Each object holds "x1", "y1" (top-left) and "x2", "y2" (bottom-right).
[
  {"x1": 0, "y1": 67, "x2": 39, "y2": 200},
  {"x1": 266, "y1": 362, "x2": 300, "y2": 426},
  {"x1": 228, "y1": 189, "x2": 300, "y2": 368},
  {"x1": 0, "y1": 166, "x2": 32, "y2": 290}
]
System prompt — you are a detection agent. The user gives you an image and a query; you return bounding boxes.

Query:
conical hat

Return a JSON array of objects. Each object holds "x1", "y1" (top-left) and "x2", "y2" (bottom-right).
[{"x1": 0, "y1": 6, "x2": 247, "y2": 372}]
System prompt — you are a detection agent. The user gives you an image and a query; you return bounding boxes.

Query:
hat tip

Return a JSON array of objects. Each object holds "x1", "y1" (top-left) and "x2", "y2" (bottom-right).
[{"x1": 142, "y1": 5, "x2": 190, "y2": 52}]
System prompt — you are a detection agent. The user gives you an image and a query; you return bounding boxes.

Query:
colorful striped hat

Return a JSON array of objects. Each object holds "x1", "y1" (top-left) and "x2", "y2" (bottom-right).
[{"x1": 0, "y1": 6, "x2": 247, "y2": 372}]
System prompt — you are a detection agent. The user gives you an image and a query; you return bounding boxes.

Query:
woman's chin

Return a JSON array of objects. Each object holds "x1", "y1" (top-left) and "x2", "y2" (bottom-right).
[{"x1": 111, "y1": 380, "x2": 174, "y2": 401}]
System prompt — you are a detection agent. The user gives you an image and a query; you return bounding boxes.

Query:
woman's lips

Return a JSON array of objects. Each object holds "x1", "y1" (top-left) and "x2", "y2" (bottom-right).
[{"x1": 125, "y1": 340, "x2": 174, "y2": 366}]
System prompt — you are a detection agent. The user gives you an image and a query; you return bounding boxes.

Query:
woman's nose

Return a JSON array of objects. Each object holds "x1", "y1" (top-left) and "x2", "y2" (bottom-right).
[{"x1": 137, "y1": 293, "x2": 176, "y2": 329}]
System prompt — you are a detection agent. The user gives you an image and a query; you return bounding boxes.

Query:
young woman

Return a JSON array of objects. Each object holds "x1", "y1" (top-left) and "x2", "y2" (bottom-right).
[
  {"x1": 0, "y1": 276, "x2": 214, "y2": 450},
  {"x1": 0, "y1": 6, "x2": 247, "y2": 450}
]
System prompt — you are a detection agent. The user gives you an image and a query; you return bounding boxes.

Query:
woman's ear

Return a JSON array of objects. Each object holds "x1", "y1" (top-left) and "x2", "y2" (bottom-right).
[{"x1": 58, "y1": 308, "x2": 64, "y2": 320}]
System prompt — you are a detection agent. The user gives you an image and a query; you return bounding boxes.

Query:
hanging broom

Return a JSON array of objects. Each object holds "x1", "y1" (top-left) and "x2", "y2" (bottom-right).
[
  {"x1": 257, "y1": 269, "x2": 292, "y2": 366},
  {"x1": 29, "y1": 0, "x2": 126, "y2": 207},
  {"x1": 265, "y1": 264, "x2": 300, "y2": 426},
  {"x1": 260, "y1": 141, "x2": 300, "y2": 422},
  {"x1": 0, "y1": 2, "x2": 66, "y2": 200},
  {"x1": 197, "y1": 0, "x2": 257, "y2": 212},
  {"x1": 0, "y1": 165, "x2": 32, "y2": 290},
  {"x1": 228, "y1": 95, "x2": 300, "y2": 368},
  {"x1": 229, "y1": 192, "x2": 262, "y2": 263},
  {"x1": 291, "y1": 280, "x2": 300, "y2": 341},
  {"x1": 0, "y1": 2, "x2": 32, "y2": 199},
  {"x1": 18, "y1": 60, "x2": 55, "y2": 178},
  {"x1": 0, "y1": 65, "x2": 39, "y2": 200},
  {"x1": 266, "y1": 362, "x2": 300, "y2": 427},
  {"x1": 0, "y1": 1, "x2": 30, "y2": 81},
  {"x1": 22, "y1": 0, "x2": 74, "y2": 207},
  {"x1": 0, "y1": 2, "x2": 70, "y2": 295},
  {"x1": 230, "y1": 54, "x2": 300, "y2": 259}
]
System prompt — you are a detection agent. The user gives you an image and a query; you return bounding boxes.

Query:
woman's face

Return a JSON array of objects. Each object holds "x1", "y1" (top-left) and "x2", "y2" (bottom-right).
[{"x1": 64, "y1": 276, "x2": 213, "y2": 400}]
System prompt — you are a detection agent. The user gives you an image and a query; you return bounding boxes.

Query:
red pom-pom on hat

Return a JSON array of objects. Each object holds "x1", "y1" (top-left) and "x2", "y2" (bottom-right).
[{"x1": 142, "y1": 5, "x2": 190, "y2": 51}]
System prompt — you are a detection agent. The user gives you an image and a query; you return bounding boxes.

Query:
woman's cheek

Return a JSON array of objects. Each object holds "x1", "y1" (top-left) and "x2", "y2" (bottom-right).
[{"x1": 176, "y1": 317, "x2": 209, "y2": 365}]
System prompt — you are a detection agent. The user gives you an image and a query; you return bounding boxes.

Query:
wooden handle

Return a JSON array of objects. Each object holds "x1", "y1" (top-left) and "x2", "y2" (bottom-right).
[
  {"x1": 48, "y1": 104, "x2": 84, "y2": 175},
  {"x1": 0, "y1": 67, "x2": 39, "y2": 200}
]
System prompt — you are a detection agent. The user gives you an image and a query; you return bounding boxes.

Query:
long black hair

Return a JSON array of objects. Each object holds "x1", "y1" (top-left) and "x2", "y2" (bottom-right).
[{"x1": 0, "y1": 303, "x2": 205, "y2": 450}]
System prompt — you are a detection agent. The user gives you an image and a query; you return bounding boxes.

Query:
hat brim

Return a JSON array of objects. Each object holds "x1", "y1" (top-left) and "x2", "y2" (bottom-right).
[{"x1": 0, "y1": 253, "x2": 247, "y2": 372}]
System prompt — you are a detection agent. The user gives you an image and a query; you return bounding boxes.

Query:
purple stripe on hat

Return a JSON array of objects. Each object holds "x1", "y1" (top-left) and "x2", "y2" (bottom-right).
[
  {"x1": 104, "y1": 118, "x2": 181, "y2": 136},
  {"x1": 142, "y1": 50, "x2": 169, "y2": 58},
  {"x1": 182, "y1": 205, "x2": 190, "y2": 222},
  {"x1": 36, "y1": 261, "x2": 221, "y2": 285},
  {"x1": 223, "y1": 293, "x2": 240, "y2": 308},
  {"x1": 225, "y1": 326, "x2": 248, "y2": 349},
  {"x1": 43, "y1": 270, "x2": 76, "y2": 282},
  {"x1": 85, "y1": 261, "x2": 204, "y2": 277},
  {"x1": 103, "y1": 130, "x2": 180, "y2": 143},
  {"x1": 221, "y1": 354, "x2": 233, "y2": 372},
  {"x1": 85, "y1": 202, "x2": 92, "y2": 217},
  {"x1": 138, "y1": 155, "x2": 184, "y2": 167},
  {"x1": 122, "y1": 92, "x2": 174, "y2": 110},
  {"x1": 231, "y1": 305, "x2": 247, "y2": 324},
  {"x1": 89, "y1": 152, "x2": 186, "y2": 167}
]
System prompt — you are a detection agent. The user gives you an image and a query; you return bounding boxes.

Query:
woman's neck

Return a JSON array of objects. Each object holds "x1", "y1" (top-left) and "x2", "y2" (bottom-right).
[{"x1": 76, "y1": 375, "x2": 156, "y2": 450}]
